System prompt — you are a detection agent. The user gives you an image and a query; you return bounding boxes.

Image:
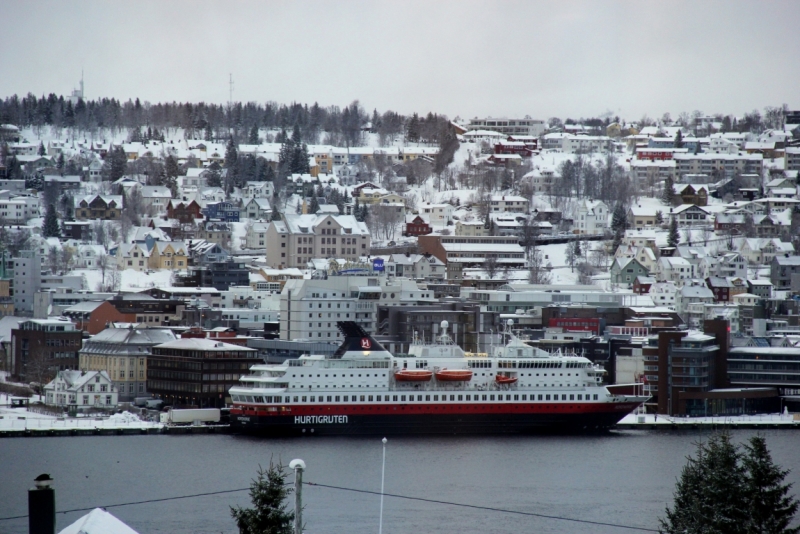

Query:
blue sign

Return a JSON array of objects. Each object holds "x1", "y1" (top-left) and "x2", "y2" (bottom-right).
[{"x1": 372, "y1": 258, "x2": 385, "y2": 272}]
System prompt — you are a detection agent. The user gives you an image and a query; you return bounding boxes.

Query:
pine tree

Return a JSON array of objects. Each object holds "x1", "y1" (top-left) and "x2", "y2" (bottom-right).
[
  {"x1": 668, "y1": 218, "x2": 680, "y2": 247},
  {"x1": 204, "y1": 123, "x2": 213, "y2": 142},
  {"x1": 309, "y1": 195, "x2": 320, "y2": 215},
  {"x1": 662, "y1": 176, "x2": 675, "y2": 206},
  {"x1": 38, "y1": 141, "x2": 46, "y2": 156},
  {"x1": 56, "y1": 152, "x2": 65, "y2": 173},
  {"x1": 661, "y1": 433, "x2": 748, "y2": 534},
  {"x1": 742, "y1": 435, "x2": 800, "y2": 534},
  {"x1": 43, "y1": 203, "x2": 61, "y2": 238},
  {"x1": 248, "y1": 125, "x2": 259, "y2": 145},
  {"x1": 655, "y1": 210, "x2": 664, "y2": 225},
  {"x1": 674, "y1": 130, "x2": 684, "y2": 149},
  {"x1": 230, "y1": 462, "x2": 294, "y2": 534},
  {"x1": 611, "y1": 203, "x2": 627, "y2": 234}
]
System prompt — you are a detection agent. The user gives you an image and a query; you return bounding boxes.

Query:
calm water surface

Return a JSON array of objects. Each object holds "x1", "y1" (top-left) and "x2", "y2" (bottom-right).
[{"x1": 1, "y1": 429, "x2": 799, "y2": 534}]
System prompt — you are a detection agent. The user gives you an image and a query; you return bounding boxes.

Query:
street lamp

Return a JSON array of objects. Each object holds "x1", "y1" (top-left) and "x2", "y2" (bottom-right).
[
  {"x1": 289, "y1": 459, "x2": 305, "y2": 534},
  {"x1": 379, "y1": 437, "x2": 387, "y2": 534}
]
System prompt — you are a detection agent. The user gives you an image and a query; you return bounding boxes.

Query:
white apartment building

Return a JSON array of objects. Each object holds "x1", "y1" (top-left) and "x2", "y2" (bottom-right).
[
  {"x1": 467, "y1": 117, "x2": 546, "y2": 137},
  {"x1": 279, "y1": 275, "x2": 435, "y2": 341},
  {"x1": 419, "y1": 203, "x2": 454, "y2": 224},
  {"x1": 673, "y1": 153, "x2": 763, "y2": 178},
  {"x1": 489, "y1": 195, "x2": 529, "y2": 213},
  {"x1": 0, "y1": 193, "x2": 39, "y2": 224},
  {"x1": 265, "y1": 213, "x2": 370, "y2": 268}
]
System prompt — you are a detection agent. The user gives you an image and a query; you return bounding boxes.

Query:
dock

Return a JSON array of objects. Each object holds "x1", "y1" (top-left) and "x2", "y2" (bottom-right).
[{"x1": 615, "y1": 413, "x2": 800, "y2": 430}]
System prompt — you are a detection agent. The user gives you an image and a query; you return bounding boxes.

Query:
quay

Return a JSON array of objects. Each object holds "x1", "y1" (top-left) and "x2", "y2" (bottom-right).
[{"x1": 615, "y1": 413, "x2": 800, "y2": 430}]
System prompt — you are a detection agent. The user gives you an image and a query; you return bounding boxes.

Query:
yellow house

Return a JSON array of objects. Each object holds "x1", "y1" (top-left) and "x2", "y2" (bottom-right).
[{"x1": 148, "y1": 241, "x2": 188, "y2": 270}]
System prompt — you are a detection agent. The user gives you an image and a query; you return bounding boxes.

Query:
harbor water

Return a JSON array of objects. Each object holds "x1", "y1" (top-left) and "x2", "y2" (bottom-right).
[{"x1": 1, "y1": 429, "x2": 799, "y2": 533}]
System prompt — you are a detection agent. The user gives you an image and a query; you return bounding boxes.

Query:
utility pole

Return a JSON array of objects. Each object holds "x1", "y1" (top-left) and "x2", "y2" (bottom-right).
[
  {"x1": 379, "y1": 437, "x2": 387, "y2": 534},
  {"x1": 289, "y1": 459, "x2": 305, "y2": 534}
]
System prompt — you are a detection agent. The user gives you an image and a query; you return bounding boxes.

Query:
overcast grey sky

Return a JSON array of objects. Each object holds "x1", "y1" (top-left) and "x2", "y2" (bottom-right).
[{"x1": 1, "y1": 0, "x2": 798, "y2": 122}]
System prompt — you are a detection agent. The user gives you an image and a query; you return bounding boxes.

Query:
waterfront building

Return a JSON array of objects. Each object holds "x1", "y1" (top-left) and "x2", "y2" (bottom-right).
[
  {"x1": 147, "y1": 338, "x2": 258, "y2": 408},
  {"x1": 78, "y1": 327, "x2": 176, "y2": 401}
]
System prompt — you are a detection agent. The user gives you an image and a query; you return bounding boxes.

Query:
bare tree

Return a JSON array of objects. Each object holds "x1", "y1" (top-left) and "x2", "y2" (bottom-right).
[
  {"x1": 527, "y1": 247, "x2": 552, "y2": 285},
  {"x1": 484, "y1": 255, "x2": 499, "y2": 279},
  {"x1": 368, "y1": 204, "x2": 403, "y2": 241},
  {"x1": 700, "y1": 226, "x2": 712, "y2": 246}
]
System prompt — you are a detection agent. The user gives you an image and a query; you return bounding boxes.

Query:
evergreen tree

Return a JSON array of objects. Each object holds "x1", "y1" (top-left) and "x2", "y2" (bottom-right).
[
  {"x1": 38, "y1": 141, "x2": 46, "y2": 156},
  {"x1": 668, "y1": 218, "x2": 680, "y2": 247},
  {"x1": 230, "y1": 462, "x2": 294, "y2": 534},
  {"x1": 56, "y1": 152, "x2": 65, "y2": 173},
  {"x1": 742, "y1": 435, "x2": 800, "y2": 534},
  {"x1": 661, "y1": 433, "x2": 748, "y2": 534},
  {"x1": 611, "y1": 203, "x2": 627, "y2": 234},
  {"x1": 662, "y1": 433, "x2": 798, "y2": 534},
  {"x1": 308, "y1": 195, "x2": 320, "y2": 215},
  {"x1": 655, "y1": 210, "x2": 664, "y2": 225},
  {"x1": 43, "y1": 203, "x2": 61, "y2": 238},
  {"x1": 204, "y1": 123, "x2": 213, "y2": 142},
  {"x1": 674, "y1": 130, "x2": 684, "y2": 149},
  {"x1": 224, "y1": 136, "x2": 239, "y2": 169},
  {"x1": 662, "y1": 176, "x2": 675, "y2": 206},
  {"x1": 248, "y1": 125, "x2": 259, "y2": 145},
  {"x1": 271, "y1": 207, "x2": 282, "y2": 221}
]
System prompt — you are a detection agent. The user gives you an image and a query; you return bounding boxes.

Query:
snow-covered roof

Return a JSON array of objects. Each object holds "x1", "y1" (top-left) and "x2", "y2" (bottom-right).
[{"x1": 59, "y1": 508, "x2": 140, "y2": 534}]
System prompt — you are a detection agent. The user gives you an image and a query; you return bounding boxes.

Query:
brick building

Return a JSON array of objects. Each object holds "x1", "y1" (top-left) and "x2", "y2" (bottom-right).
[
  {"x1": 147, "y1": 338, "x2": 259, "y2": 408},
  {"x1": 11, "y1": 317, "x2": 83, "y2": 382}
]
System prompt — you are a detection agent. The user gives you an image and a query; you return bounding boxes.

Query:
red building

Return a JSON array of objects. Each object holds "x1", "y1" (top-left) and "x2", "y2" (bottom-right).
[
  {"x1": 547, "y1": 317, "x2": 603, "y2": 336},
  {"x1": 633, "y1": 275, "x2": 655, "y2": 295},
  {"x1": 494, "y1": 141, "x2": 534, "y2": 157},
  {"x1": 167, "y1": 199, "x2": 203, "y2": 222},
  {"x1": 404, "y1": 215, "x2": 432, "y2": 237}
]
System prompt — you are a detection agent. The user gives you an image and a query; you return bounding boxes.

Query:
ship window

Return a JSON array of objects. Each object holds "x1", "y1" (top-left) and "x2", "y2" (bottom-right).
[
  {"x1": 546, "y1": 395, "x2": 551, "y2": 400},
  {"x1": 482, "y1": 395, "x2": 487, "y2": 401},
  {"x1": 538, "y1": 395, "x2": 542, "y2": 400},
  {"x1": 401, "y1": 395, "x2": 406, "y2": 401},
  {"x1": 425, "y1": 395, "x2": 430, "y2": 401},
  {"x1": 293, "y1": 396, "x2": 299, "y2": 402},
  {"x1": 335, "y1": 396, "x2": 340, "y2": 402},
  {"x1": 489, "y1": 395, "x2": 495, "y2": 401},
  {"x1": 368, "y1": 396, "x2": 373, "y2": 401},
  {"x1": 247, "y1": 396, "x2": 254, "y2": 403},
  {"x1": 562, "y1": 395, "x2": 567, "y2": 400},
  {"x1": 514, "y1": 395, "x2": 519, "y2": 401},
  {"x1": 417, "y1": 395, "x2": 422, "y2": 401},
  {"x1": 433, "y1": 395, "x2": 439, "y2": 401},
  {"x1": 449, "y1": 395, "x2": 455, "y2": 401},
  {"x1": 578, "y1": 394, "x2": 582, "y2": 400},
  {"x1": 593, "y1": 394, "x2": 598, "y2": 400},
  {"x1": 301, "y1": 396, "x2": 307, "y2": 402},
  {"x1": 310, "y1": 396, "x2": 315, "y2": 402},
  {"x1": 393, "y1": 395, "x2": 398, "y2": 401},
  {"x1": 466, "y1": 395, "x2": 471, "y2": 401},
  {"x1": 327, "y1": 396, "x2": 332, "y2": 402},
  {"x1": 505, "y1": 395, "x2": 510, "y2": 401},
  {"x1": 570, "y1": 394, "x2": 575, "y2": 400},
  {"x1": 458, "y1": 395, "x2": 463, "y2": 401},
  {"x1": 344, "y1": 396, "x2": 349, "y2": 402}
]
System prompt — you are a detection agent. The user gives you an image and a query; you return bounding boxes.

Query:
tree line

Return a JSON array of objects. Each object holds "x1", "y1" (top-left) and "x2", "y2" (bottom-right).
[{"x1": 0, "y1": 93, "x2": 454, "y2": 148}]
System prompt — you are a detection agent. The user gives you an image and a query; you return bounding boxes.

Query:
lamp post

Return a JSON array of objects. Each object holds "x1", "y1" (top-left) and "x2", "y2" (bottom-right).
[
  {"x1": 289, "y1": 459, "x2": 305, "y2": 534},
  {"x1": 379, "y1": 437, "x2": 387, "y2": 534}
]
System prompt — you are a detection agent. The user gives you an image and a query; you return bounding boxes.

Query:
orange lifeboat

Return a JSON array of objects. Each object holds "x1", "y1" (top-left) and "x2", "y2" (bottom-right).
[
  {"x1": 435, "y1": 369, "x2": 473, "y2": 382},
  {"x1": 495, "y1": 374, "x2": 518, "y2": 385},
  {"x1": 394, "y1": 369, "x2": 433, "y2": 382}
]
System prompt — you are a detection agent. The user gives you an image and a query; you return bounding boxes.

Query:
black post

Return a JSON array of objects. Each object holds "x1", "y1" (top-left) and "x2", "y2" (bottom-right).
[{"x1": 28, "y1": 474, "x2": 55, "y2": 534}]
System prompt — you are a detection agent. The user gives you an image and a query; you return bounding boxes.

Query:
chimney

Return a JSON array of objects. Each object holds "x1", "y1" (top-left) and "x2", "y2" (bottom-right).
[{"x1": 29, "y1": 474, "x2": 55, "y2": 534}]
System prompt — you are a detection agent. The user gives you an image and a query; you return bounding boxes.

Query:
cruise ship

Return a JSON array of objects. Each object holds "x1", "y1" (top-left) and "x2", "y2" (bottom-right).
[{"x1": 229, "y1": 321, "x2": 648, "y2": 435}]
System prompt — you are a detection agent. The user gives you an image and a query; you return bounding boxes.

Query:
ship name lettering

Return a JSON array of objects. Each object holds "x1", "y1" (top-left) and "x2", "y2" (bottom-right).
[{"x1": 294, "y1": 415, "x2": 348, "y2": 424}]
